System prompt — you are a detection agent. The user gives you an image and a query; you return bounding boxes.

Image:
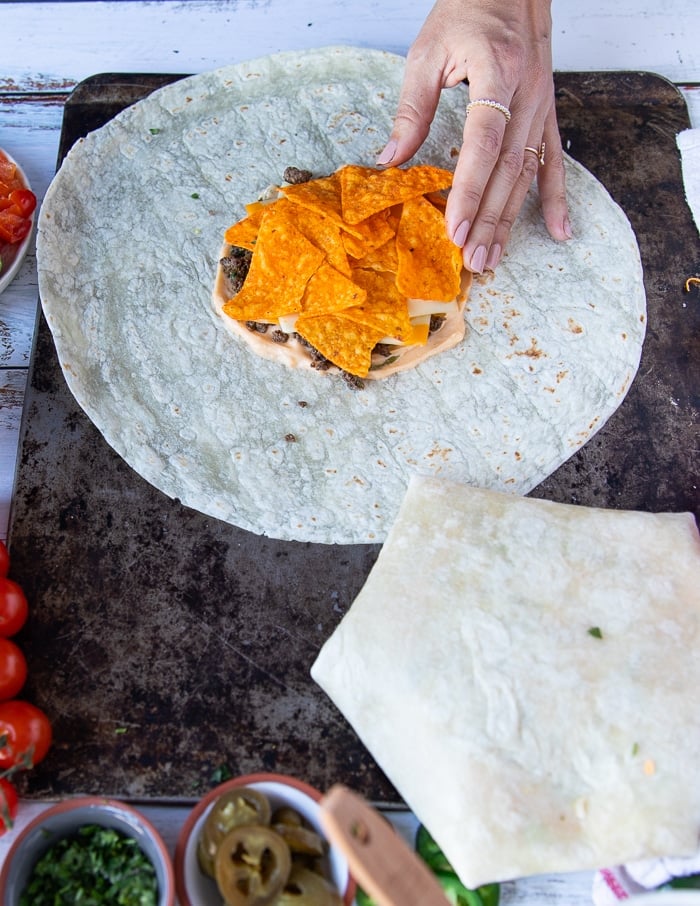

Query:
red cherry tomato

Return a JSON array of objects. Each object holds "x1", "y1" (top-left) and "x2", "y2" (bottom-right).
[
  {"x1": 0, "y1": 541, "x2": 8, "y2": 577},
  {"x1": 0, "y1": 778, "x2": 18, "y2": 834},
  {"x1": 7, "y1": 189, "x2": 36, "y2": 218},
  {"x1": 0, "y1": 700, "x2": 52, "y2": 770},
  {"x1": 0, "y1": 639, "x2": 27, "y2": 701},
  {"x1": 0, "y1": 577, "x2": 28, "y2": 637}
]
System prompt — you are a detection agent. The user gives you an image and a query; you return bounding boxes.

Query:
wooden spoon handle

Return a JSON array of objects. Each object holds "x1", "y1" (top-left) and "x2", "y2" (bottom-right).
[{"x1": 319, "y1": 784, "x2": 451, "y2": 906}]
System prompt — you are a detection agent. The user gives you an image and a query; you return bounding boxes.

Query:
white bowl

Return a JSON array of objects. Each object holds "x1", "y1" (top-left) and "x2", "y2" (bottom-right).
[
  {"x1": 175, "y1": 772, "x2": 355, "y2": 906},
  {"x1": 0, "y1": 796, "x2": 175, "y2": 905},
  {"x1": 0, "y1": 148, "x2": 35, "y2": 296}
]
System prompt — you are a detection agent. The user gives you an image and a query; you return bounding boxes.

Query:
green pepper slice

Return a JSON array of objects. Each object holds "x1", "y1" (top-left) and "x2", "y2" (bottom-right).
[
  {"x1": 214, "y1": 824, "x2": 291, "y2": 906},
  {"x1": 415, "y1": 825, "x2": 499, "y2": 906},
  {"x1": 415, "y1": 824, "x2": 454, "y2": 873}
]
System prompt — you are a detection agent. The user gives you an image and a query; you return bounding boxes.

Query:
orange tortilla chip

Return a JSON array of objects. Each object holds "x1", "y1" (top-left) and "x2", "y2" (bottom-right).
[
  {"x1": 343, "y1": 268, "x2": 414, "y2": 343},
  {"x1": 280, "y1": 173, "x2": 365, "y2": 241},
  {"x1": 223, "y1": 203, "x2": 324, "y2": 321},
  {"x1": 224, "y1": 216, "x2": 262, "y2": 252},
  {"x1": 395, "y1": 196, "x2": 463, "y2": 301},
  {"x1": 340, "y1": 164, "x2": 453, "y2": 224},
  {"x1": 350, "y1": 236, "x2": 399, "y2": 273},
  {"x1": 340, "y1": 208, "x2": 397, "y2": 259},
  {"x1": 301, "y1": 262, "x2": 367, "y2": 315},
  {"x1": 294, "y1": 312, "x2": 386, "y2": 377}
]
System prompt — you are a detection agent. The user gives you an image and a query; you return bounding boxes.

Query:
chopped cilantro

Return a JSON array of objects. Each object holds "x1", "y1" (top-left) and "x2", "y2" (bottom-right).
[
  {"x1": 149, "y1": 128, "x2": 161, "y2": 135},
  {"x1": 190, "y1": 192, "x2": 200, "y2": 199},
  {"x1": 587, "y1": 626, "x2": 603, "y2": 639},
  {"x1": 20, "y1": 824, "x2": 159, "y2": 905}
]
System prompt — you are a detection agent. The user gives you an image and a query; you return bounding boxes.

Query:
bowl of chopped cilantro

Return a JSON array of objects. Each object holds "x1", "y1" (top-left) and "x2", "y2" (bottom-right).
[{"x1": 0, "y1": 796, "x2": 175, "y2": 905}]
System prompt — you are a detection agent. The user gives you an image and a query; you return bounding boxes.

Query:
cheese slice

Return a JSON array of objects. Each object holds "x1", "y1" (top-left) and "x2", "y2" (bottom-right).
[{"x1": 311, "y1": 478, "x2": 700, "y2": 887}]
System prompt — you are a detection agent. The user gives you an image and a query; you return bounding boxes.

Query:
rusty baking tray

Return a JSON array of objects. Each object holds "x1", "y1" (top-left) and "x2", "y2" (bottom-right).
[{"x1": 8, "y1": 71, "x2": 700, "y2": 802}]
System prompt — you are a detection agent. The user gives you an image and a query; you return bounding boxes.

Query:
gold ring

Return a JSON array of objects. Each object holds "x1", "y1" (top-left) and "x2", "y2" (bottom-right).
[
  {"x1": 466, "y1": 98, "x2": 512, "y2": 123},
  {"x1": 524, "y1": 142, "x2": 546, "y2": 166}
]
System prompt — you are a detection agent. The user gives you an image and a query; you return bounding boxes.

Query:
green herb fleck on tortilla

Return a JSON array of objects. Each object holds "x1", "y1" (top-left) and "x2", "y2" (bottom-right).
[
  {"x1": 149, "y1": 128, "x2": 161, "y2": 135},
  {"x1": 588, "y1": 626, "x2": 603, "y2": 639}
]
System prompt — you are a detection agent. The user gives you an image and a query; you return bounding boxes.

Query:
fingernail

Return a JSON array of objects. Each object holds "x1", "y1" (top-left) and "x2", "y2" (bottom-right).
[
  {"x1": 485, "y1": 243, "x2": 502, "y2": 271},
  {"x1": 451, "y1": 219, "x2": 470, "y2": 247},
  {"x1": 376, "y1": 139, "x2": 398, "y2": 166},
  {"x1": 469, "y1": 245, "x2": 487, "y2": 274},
  {"x1": 563, "y1": 216, "x2": 573, "y2": 240}
]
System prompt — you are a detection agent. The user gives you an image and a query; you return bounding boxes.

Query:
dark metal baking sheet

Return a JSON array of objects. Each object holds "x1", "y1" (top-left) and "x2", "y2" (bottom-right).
[{"x1": 8, "y1": 70, "x2": 699, "y2": 802}]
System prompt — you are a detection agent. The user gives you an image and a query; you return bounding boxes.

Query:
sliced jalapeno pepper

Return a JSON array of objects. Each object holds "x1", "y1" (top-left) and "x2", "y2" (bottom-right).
[
  {"x1": 275, "y1": 864, "x2": 342, "y2": 906},
  {"x1": 272, "y1": 822, "x2": 326, "y2": 858},
  {"x1": 271, "y1": 806, "x2": 304, "y2": 828},
  {"x1": 214, "y1": 824, "x2": 291, "y2": 906},
  {"x1": 199, "y1": 787, "x2": 273, "y2": 878}
]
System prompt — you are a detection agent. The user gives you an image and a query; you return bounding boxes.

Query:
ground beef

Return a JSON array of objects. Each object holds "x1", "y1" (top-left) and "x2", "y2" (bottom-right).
[
  {"x1": 429, "y1": 314, "x2": 446, "y2": 334},
  {"x1": 283, "y1": 166, "x2": 313, "y2": 185},
  {"x1": 220, "y1": 246, "x2": 252, "y2": 293},
  {"x1": 270, "y1": 329, "x2": 289, "y2": 343},
  {"x1": 341, "y1": 371, "x2": 365, "y2": 390},
  {"x1": 245, "y1": 321, "x2": 269, "y2": 333}
]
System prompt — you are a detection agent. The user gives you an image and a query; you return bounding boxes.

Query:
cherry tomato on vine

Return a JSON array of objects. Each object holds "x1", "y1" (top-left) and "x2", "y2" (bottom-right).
[
  {"x1": 0, "y1": 541, "x2": 8, "y2": 577},
  {"x1": 0, "y1": 577, "x2": 28, "y2": 637},
  {"x1": 0, "y1": 700, "x2": 52, "y2": 770},
  {"x1": 0, "y1": 638, "x2": 27, "y2": 701},
  {"x1": 0, "y1": 778, "x2": 18, "y2": 834}
]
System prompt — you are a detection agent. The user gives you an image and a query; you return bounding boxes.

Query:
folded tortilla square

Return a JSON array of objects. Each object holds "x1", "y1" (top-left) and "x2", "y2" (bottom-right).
[{"x1": 311, "y1": 477, "x2": 700, "y2": 887}]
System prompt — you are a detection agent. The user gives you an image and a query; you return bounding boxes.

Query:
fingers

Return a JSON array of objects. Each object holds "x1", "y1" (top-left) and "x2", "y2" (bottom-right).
[
  {"x1": 376, "y1": 40, "x2": 447, "y2": 167},
  {"x1": 449, "y1": 89, "x2": 571, "y2": 273},
  {"x1": 378, "y1": 0, "x2": 571, "y2": 271},
  {"x1": 445, "y1": 98, "x2": 522, "y2": 272},
  {"x1": 537, "y1": 106, "x2": 571, "y2": 241}
]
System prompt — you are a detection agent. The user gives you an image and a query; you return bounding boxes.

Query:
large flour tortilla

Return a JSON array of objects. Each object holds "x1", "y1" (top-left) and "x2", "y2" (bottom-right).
[
  {"x1": 37, "y1": 47, "x2": 646, "y2": 544},
  {"x1": 312, "y1": 477, "x2": 700, "y2": 886}
]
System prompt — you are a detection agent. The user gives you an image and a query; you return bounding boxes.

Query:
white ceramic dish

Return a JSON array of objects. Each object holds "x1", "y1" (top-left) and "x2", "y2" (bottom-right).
[
  {"x1": 0, "y1": 148, "x2": 35, "y2": 296},
  {"x1": 175, "y1": 772, "x2": 355, "y2": 906},
  {"x1": 0, "y1": 796, "x2": 176, "y2": 905}
]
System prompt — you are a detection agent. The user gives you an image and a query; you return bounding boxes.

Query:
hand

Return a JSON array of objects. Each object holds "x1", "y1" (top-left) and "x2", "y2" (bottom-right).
[{"x1": 377, "y1": 0, "x2": 571, "y2": 272}]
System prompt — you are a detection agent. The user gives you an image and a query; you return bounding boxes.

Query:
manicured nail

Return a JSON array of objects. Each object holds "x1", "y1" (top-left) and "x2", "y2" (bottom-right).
[
  {"x1": 376, "y1": 139, "x2": 398, "y2": 166},
  {"x1": 563, "y1": 216, "x2": 573, "y2": 239},
  {"x1": 469, "y1": 245, "x2": 487, "y2": 274},
  {"x1": 485, "y1": 243, "x2": 502, "y2": 271},
  {"x1": 451, "y1": 220, "x2": 470, "y2": 248}
]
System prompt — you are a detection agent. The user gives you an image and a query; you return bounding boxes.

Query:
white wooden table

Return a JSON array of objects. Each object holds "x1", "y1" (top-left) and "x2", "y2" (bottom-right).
[{"x1": 1, "y1": 2, "x2": 699, "y2": 900}]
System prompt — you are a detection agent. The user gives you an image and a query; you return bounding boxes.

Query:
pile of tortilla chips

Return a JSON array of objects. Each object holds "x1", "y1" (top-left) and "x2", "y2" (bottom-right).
[{"x1": 221, "y1": 165, "x2": 464, "y2": 377}]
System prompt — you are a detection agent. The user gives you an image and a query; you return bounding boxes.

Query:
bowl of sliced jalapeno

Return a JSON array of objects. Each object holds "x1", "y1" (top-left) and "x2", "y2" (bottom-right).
[{"x1": 174, "y1": 772, "x2": 355, "y2": 906}]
